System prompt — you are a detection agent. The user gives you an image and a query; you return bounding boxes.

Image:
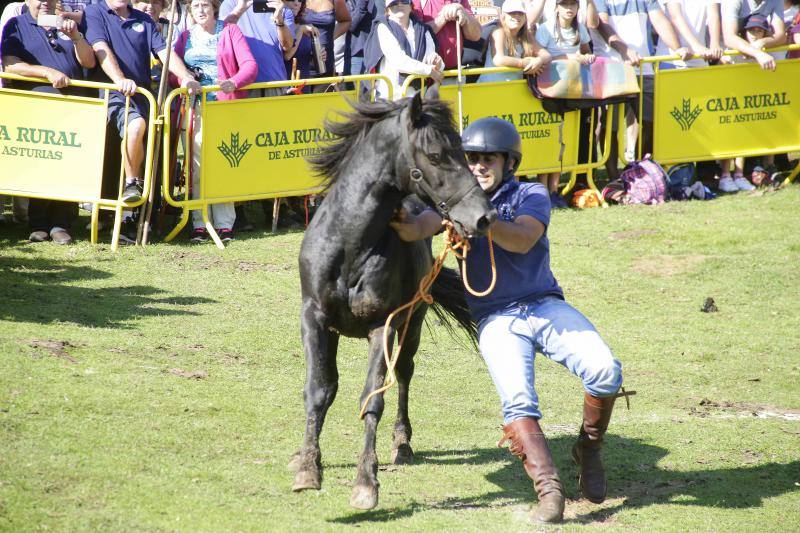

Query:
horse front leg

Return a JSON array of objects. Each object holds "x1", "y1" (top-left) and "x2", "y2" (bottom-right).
[
  {"x1": 350, "y1": 325, "x2": 392, "y2": 510},
  {"x1": 291, "y1": 301, "x2": 340, "y2": 492},
  {"x1": 391, "y1": 311, "x2": 423, "y2": 465}
]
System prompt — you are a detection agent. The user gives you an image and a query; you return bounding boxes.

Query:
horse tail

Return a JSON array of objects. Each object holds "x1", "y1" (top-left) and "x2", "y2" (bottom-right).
[{"x1": 429, "y1": 266, "x2": 478, "y2": 347}]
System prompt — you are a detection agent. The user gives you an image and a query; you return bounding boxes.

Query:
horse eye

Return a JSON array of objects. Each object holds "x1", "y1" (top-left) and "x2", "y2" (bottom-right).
[{"x1": 426, "y1": 153, "x2": 441, "y2": 166}]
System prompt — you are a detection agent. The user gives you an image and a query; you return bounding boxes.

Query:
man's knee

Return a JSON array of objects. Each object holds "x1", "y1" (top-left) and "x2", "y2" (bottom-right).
[
  {"x1": 127, "y1": 117, "x2": 147, "y2": 140},
  {"x1": 583, "y1": 353, "x2": 622, "y2": 397}
]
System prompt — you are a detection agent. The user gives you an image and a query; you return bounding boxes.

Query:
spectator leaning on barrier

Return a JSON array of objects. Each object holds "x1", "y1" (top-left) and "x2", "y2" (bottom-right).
[
  {"x1": 594, "y1": 0, "x2": 688, "y2": 175},
  {"x1": 411, "y1": 0, "x2": 480, "y2": 72},
  {"x1": 85, "y1": 0, "x2": 199, "y2": 206},
  {"x1": 535, "y1": 0, "x2": 593, "y2": 207},
  {"x1": 1, "y1": 0, "x2": 96, "y2": 244},
  {"x1": 302, "y1": 0, "x2": 350, "y2": 83},
  {"x1": 283, "y1": 0, "x2": 322, "y2": 84},
  {"x1": 655, "y1": 0, "x2": 724, "y2": 68},
  {"x1": 363, "y1": 0, "x2": 442, "y2": 99},
  {"x1": 173, "y1": 0, "x2": 257, "y2": 243},
  {"x1": 478, "y1": 0, "x2": 550, "y2": 83},
  {"x1": 721, "y1": 0, "x2": 785, "y2": 69}
]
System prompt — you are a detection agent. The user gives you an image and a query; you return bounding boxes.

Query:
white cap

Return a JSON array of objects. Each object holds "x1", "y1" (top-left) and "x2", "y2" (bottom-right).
[{"x1": 502, "y1": 0, "x2": 527, "y2": 14}]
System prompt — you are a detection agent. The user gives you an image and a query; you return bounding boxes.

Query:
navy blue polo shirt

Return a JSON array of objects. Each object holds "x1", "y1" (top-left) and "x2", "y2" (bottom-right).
[
  {"x1": 84, "y1": 1, "x2": 165, "y2": 88},
  {"x1": 465, "y1": 180, "x2": 564, "y2": 323},
  {"x1": 0, "y1": 11, "x2": 86, "y2": 80}
]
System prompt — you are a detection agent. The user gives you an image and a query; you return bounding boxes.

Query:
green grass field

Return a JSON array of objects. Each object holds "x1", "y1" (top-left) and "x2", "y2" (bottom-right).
[{"x1": 1, "y1": 188, "x2": 799, "y2": 531}]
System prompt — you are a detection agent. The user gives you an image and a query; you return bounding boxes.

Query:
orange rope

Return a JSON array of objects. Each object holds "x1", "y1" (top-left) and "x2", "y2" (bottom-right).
[{"x1": 358, "y1": 223, "x2": 497, "y2": 418}]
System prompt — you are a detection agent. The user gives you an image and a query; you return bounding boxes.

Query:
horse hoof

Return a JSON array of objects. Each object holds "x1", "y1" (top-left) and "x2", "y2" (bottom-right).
[
  {"x1": 349, "y1": 484, "x2": 379, "y2": 510},
  {"x1": 287, "y1": 452, "x2": 303, "y2": 472},
  {"x1": 292, "y1": 469, "x2": 321, "y2": 492},
  {"x1": 391, "y1": 443, "x2": 414, "y2": 465}
]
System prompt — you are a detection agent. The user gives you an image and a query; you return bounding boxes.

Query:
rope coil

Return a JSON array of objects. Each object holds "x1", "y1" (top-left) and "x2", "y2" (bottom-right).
[{"x1": 358, "y1": 222, "x2": 497, "y2": 418}]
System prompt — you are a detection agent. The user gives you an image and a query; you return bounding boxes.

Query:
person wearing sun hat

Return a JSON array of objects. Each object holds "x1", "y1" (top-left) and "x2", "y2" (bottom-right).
[{"x1": 478, "y1": 0, "x2": 550, "y2": 83}]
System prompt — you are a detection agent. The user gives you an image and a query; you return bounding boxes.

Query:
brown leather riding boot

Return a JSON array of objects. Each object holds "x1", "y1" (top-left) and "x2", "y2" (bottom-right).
[
  {"x1": 498, "y1": 417, "x2": 565, "y2": 523},
  {"x1": 572, "y1": 392, "x2": 616, "y2": 503}
]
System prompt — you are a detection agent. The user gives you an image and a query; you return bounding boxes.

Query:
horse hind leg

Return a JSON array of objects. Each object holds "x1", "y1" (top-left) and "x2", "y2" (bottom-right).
[
  {"x1": 391, "y1": 312, "x2": 423, "y2": 465},
  {"x1": 292, "y1": 305, "x2": 340, "y2": 492},
  {"x1": 350, "y1": 326, "x2": 392, "y2": 510}
]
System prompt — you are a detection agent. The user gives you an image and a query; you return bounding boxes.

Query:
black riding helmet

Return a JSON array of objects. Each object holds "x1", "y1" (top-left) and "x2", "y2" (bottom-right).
[{"x1": 461, "y1": 117, "x2": 523, "y2": 177}]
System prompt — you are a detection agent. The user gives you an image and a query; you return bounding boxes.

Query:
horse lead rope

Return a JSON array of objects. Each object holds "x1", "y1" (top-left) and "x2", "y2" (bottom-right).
[{"x1": 358, "y1": 223, "x2": 497, "y2": 418}]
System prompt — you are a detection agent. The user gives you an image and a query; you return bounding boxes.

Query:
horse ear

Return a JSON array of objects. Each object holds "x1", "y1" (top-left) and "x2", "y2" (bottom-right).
[
  {"x1": 409, "y1": 90, "x2": 424, "y2": 127},
  {"x1": 424, "y1": 84, "x2": 440, "y2": 101}
]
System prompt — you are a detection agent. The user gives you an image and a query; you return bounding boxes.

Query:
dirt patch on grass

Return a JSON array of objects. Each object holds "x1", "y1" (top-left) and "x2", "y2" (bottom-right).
[
  {"x1": 632, "y1": 254, "x2": 708, "y2": 277},
  {"x1": 167, "y1": 368, "x2": 208, "y2": 380},
  {"x1": 688, "y1": 398, "x2": 800, "y2": 421},
  {"x1": 27, "y1": 340, "x2": 79, "y2": 363},
  {"x1": 169, "y1": 251, "x2": 224, "y2": 270},
  {"x1": 611, "y1": 229, "x2": 659, "y2": 240}
]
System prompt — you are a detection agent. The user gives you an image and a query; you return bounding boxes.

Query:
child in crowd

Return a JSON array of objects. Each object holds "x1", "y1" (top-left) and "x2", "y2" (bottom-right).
[
  {"x1": 717, "y1": 14, "x2": 773, "y2": 192},
  {"x1": 534, "y1": 0, "x2": 592, "y2": 207},
  {"x1": 363, "y1": 0, "x2": 443, "y2": 100},
  {"x1": 479, "y1": 0, "x2": 550, "y2": 83}
]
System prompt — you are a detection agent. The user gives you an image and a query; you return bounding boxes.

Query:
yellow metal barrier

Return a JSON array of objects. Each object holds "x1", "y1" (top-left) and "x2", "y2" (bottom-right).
[
  {"x1": 161, "y1": 74, "x2": 394, "y2": 248},
  {"x1": 401, "y1": 67, "x2": 620, "y2": 202},
  {"x1": 0, "y1": 73, "x2": 158, "y2": 250}
]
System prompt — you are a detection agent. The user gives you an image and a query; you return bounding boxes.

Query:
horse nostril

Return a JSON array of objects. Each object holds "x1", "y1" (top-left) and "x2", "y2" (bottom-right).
[{"x1": 476, "y1": 215, "x2": 492, "y2": 233}]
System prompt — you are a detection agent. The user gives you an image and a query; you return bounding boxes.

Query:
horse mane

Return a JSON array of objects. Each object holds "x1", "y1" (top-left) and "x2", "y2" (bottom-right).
[{"x1": 307, "y1": 97, "x2": 461, "y2": 191}]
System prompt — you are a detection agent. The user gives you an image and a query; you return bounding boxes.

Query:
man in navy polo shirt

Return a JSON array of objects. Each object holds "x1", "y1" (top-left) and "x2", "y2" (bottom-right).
[
  {"x1": 2, "y1": 0, "x2": 97, "y2": 244},
  {"x1": 84, "y1": 0, "x2": 198, "y2": 203},
  {"x1": 389, "y1": 117, "x2": 624, "y2": 524}
]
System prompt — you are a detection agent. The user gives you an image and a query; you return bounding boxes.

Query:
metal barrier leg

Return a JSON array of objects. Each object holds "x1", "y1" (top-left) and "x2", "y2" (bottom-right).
[
  {"x1": 202, "y1": 207, "x2": 224, "y2": 250},
  {"x1": 271, "y1": 198, "x2": 280, "y2": 234},
  {"x1": 111, "y1": 205, "x2": 123, "y2": 252},
  {"x1": 561, "y1": 170, "x2": 578, "y2": 197},
  {"x1": 90, "y1": 203, "x2": 99, "y2": 244},
  {"x1": 164, "y1": 207, "x2": 190, "y2": 242}
]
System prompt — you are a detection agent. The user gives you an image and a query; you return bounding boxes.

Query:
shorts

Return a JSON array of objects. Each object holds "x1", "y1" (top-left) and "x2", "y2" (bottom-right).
[
  {"x1": 627, "y1": 75, "x2": 654, "y2": 123},
  {"x1": 106, "y1": 91, "x2": 150, "y2": 137}
]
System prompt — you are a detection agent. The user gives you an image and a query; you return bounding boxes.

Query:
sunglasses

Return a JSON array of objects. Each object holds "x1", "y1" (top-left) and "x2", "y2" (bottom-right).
[
  {"x1": 389, "y1": 0, "x2": 412, "y2": 6},
  {"x1": 46, "y1": 28, "x2": 63, "y2": 51}
]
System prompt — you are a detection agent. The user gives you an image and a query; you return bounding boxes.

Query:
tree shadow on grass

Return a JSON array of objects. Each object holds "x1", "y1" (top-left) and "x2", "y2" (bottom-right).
[
  {"x1": 0, "y1": 255, "x2": 214, "y2": 328},
  {"x1": 330, "y1": 436, "x2": 800, "y2": 524}
]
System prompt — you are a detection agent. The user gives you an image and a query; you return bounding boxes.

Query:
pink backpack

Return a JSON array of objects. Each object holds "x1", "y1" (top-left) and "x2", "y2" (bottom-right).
[{"x1": 620, "y1": 156, "x2": 667, "y2": 205}]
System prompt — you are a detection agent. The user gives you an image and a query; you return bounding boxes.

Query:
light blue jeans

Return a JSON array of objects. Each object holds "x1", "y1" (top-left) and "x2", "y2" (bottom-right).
[{"x1": 477, "y1": 296, "x2": 622, "y2": 424}]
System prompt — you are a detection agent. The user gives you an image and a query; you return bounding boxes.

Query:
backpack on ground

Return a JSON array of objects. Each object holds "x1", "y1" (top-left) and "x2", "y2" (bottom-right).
[
  {"x1": 666, "y1": 163, "x2": 695, "y2": 200},
  {"x1": 620, "y1": 156, "x2": 668, "y2": 205}
]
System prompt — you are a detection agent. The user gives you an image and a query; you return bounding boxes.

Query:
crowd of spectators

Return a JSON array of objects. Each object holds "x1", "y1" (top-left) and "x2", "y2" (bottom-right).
[{"x1": 1, "y1": 0, "x2": 799, "y2": 243}]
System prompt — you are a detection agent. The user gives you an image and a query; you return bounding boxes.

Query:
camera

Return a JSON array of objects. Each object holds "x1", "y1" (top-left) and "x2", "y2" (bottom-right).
[
  {"x1": 253, "y1": 0, "x2": 276, "y2": 13},
  {"x1": 37, "y1": 14, "x2": 61, "y2": 29}
]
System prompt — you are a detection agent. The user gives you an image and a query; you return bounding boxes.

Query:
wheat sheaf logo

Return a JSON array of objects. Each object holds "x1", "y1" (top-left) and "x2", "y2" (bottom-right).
[
  {"x1": 218, "y1": 132, "x2": 252, "y2": 167},
  {"x1": 671, "y1": 98, "x2": 702, "y2": 131}
]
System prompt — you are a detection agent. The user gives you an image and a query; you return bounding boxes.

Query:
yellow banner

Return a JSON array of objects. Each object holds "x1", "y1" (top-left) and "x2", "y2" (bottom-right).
[
  {"x1": 653, "y1": 59, "x2": 800, "y2": 163},
  {"x1": 0, "y1": 89, "x2": 107, "y2": 201},
  {"x1": 200, "y1": 91, "x2": 354, "y2": 200},
  {"x1": 439, "y1": 80, "x2": 580, "y2": 174}
]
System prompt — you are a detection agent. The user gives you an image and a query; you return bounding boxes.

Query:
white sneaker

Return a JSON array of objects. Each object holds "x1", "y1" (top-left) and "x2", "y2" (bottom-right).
[
  {"x1": 734, "y1": 176, "x2": 755, "y2": 191},
  {"x1": 718, "y1": 176, "x2": 738, "y2": 193}
]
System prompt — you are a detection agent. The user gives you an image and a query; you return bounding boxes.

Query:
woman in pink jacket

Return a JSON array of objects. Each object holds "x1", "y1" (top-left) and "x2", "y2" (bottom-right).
[{"x1": 174, "y1": 0, "x2": 257, "y2": 243}]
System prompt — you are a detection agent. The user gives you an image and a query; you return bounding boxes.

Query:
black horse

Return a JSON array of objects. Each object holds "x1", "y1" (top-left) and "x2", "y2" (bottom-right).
[{"x1": 290, "y1": 90, "x2": 497, "y2": 510}]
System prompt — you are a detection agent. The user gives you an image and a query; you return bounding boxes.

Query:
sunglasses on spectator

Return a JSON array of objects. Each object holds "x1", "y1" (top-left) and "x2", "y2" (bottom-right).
[
  {"x1": 46, "y1": 28, "x2": 63, "y2": 51},
  {"x1": 389, "y1": 0, "x2": 412, "y2": 6}
]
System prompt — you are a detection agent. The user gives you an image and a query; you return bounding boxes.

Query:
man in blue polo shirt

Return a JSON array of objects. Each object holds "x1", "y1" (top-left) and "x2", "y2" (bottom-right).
[
  {"x1": 2, "y1": 0, "x2": 97, "y2": 244},
  {"x1": 722, "y1": 0, "x2": 785, "y2": 70},
  {"x1": 389, "y1": 117, "x2": 624, "y2": 524},
  {"x1": 84, "y1": 0, "x2": 198, "y2": 203}
]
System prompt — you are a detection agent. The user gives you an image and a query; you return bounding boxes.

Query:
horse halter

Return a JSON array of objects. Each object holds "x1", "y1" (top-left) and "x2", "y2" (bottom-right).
[{"x1": 401, "y1": 126, "x2": 478, "y2": 218}]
